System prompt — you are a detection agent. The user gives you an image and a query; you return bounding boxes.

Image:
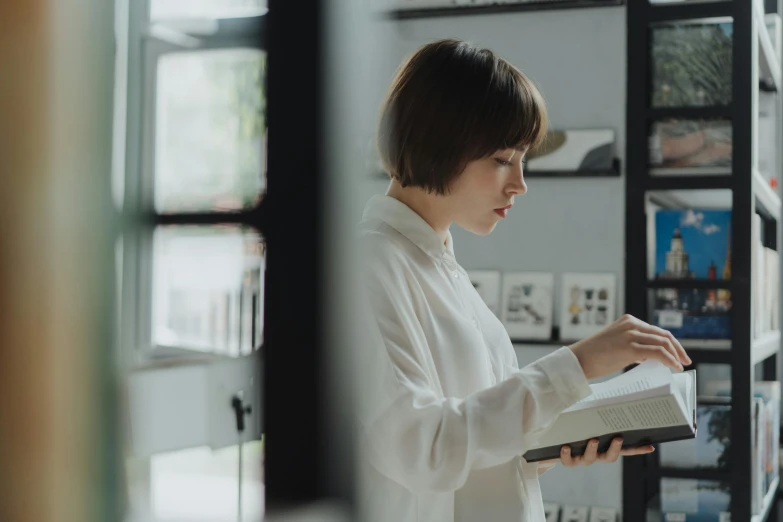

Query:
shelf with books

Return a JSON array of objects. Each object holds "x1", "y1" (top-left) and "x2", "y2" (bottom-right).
[
  {"x1": 627, "y1": 1, "x2": 783, "y2": 521},
  {"x1": 751, "y1": 476, "x2": 780, "y2": 522}
]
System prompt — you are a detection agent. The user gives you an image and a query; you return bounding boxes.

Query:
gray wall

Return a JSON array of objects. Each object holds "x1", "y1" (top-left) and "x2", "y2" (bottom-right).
[{"x1": 358, "y1": 5, "x2": 628, "y2": 511}]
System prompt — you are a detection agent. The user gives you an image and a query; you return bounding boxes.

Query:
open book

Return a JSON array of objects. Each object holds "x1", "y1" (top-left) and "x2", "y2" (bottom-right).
[{"x1": 523, "y1": 361, "x2": 697, "y2": 462}]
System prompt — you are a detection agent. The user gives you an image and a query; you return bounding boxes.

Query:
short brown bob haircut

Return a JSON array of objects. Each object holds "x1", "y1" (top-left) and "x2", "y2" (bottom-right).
[{"x1": 377, "y1": 39, "x2": 548, "y2": 195}]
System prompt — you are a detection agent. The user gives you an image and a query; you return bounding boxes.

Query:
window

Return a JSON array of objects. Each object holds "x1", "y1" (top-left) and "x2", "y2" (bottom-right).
[
  {"x1": 152, "y1": 226, "x2": 263, "y2": 356},
  {"x1": 123, "y1": 0, "x2": 266, "y2": 361},
  {"x1": 154, "y1": 49, "x2": 266, "y2": 213}
]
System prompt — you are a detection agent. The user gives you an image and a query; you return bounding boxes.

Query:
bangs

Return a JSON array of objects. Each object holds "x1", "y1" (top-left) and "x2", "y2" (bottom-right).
[{"x1": 469, "y1": 61, "x2": 548, "y2": 159}]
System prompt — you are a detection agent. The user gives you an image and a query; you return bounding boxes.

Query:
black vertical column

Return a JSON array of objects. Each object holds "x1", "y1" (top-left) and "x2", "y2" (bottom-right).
[
  {"x1": 624, "y1": 1, "x2": 651, "y2": 520},
  {"x1": 263, "y1": 0, "x2": 326, "y2": 511},
  {"x1": 729, "y1": 0, "x2": 754, "y2": 518}
]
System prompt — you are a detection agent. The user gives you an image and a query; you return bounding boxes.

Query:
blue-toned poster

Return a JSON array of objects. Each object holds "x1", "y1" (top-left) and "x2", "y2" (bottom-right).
[{"x1": 653, "y1": 209, "x2": 732, "y2": 339}]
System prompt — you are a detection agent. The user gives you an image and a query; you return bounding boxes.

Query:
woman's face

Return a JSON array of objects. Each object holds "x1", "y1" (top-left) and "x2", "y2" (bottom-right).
[{"x1": 445, "y1": 148, "x2": 528, "y2": 236}]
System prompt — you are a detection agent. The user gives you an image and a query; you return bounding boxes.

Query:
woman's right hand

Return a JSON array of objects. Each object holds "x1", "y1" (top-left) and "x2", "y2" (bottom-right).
[{"x1": 568, "y1": 314, "x2": 692, "y2": 380}]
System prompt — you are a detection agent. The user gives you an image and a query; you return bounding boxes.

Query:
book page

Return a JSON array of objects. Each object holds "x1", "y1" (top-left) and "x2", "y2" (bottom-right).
[
  {"x1": 594, "y1": 397, "x2": 682, "y2": 431},
  {"x1": 537, "y1": 394, "x2": 690, "y2": 448},
  {"x1": 566, "y1": 360, "x2": 672, "y2": 412},
  {"x1": 671, "y1": 370, "x2": 696, "y2": 423}
]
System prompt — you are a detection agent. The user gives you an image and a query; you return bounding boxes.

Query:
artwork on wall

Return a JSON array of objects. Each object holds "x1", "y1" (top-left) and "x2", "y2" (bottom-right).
[
  {"x1": 467, "y1": 270, "x2": 502, "y2": 316},
  {"x1": 559, "y1": 273, "x2": 616, "y2": 341},
  {"x1": 588, "y1": 507, "x2": 618, "y2": 522},
  {"x1": 525, "y1": 129, "x2": 617, "y2": 175},
  {"x1": 543, "y1": 503, "x2": 561, "y2": 522},
  {"x1": 561, "y1": 505, "x2": 590, "y2": 522},
  {"x1": 649, "y1": 119, "x2": 732, "y2": 175},
  {"x1": 651, "y1": 20, "x2": 733, "y2": 108},
  {"x1": 500, "y1": 272, "x2": 554, "y2": 340}
]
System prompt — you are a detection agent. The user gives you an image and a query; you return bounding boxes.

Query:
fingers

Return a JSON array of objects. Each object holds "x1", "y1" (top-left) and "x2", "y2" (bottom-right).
[
  {"x1": 597, "y1": 437, "x2": 623, "y2": 463},
  {"x1": 654, "y1": 326, "x2": 691, "y2": 366},
  {"x1": 630, "y1": 330, "x2": 683, "y2": 371},
  {"x1": 619, "y1": 445, "x2": 655, "y2": 456},
  {"x1": 623, "y1": 315, "x2": 691, "y2": 367},
  {"x1": 560, "y1": 439, "x2": 654, "y2": 467},
  {"x1": 631, "y1": 343, "x2": 682, "y2": 371},
  {"x1": 560, "y1": 439, "x2": 599, "y2": 467},
  {"x1": 637, "y1": 322, "x2": 691, "y2": 366},
  {"x1": 581, "y1": 439, "x2": 599, "y2": 465},
  {"x1": 632, "y1": 330, "x2": 679, "y2": 365},
  {"x1": 560, "y1": 446, "x2": 576, "y2": 467}
]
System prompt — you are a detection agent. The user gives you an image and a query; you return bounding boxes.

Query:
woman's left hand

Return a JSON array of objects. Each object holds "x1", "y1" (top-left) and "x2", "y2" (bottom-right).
[{"x1": 540, "y1": 437, "x2": 655, "y2": 468}]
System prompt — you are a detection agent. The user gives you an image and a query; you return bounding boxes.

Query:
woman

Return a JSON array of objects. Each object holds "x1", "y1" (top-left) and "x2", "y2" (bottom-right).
[{"x1": 356, "y1": 39, "x2": 691, "y2": 522}]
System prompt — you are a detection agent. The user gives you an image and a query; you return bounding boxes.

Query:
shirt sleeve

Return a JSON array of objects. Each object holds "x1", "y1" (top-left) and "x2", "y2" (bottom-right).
[{"x1": 356, "y1": 238, "x2": 592, "y2": 493}]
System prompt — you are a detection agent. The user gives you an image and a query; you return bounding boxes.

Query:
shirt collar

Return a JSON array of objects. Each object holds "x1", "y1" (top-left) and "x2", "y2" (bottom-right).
[{"x1": 361, "y1": 194, "x2": 454, "y2": 259}]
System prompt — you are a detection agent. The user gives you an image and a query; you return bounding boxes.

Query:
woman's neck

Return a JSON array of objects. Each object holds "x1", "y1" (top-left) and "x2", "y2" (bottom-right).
[{"x1": 386, "y1": 180, "x2": 451, "y2": 244}]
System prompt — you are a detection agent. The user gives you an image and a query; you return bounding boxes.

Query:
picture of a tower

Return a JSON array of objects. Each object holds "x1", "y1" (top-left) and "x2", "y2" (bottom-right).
[{"x1": 661, "y1": 226, "x2": 694, "y2": 279}]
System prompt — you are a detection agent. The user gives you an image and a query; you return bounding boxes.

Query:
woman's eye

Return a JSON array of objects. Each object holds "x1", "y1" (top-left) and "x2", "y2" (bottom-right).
[{"x1": 494, "y1": 158, "x2": 512, "y2": 167}]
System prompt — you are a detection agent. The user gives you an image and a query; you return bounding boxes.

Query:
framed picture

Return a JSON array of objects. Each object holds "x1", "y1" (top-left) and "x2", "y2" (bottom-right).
[
  {"x1": 543, "y1": 503, "x2": 561, "y2": 522},
  {"x1": 588, "y1": 507, "x2": 618, "y2": 522},
  {"x1": 500, "y1": 272, "x2": 554, "y2": 341},
  {"x1": 649, "y1": 119, "x2": 732, "y2": 176},
  {"x1": 559, "y1": 273, "x2": 616, "y2": 342},
  {"x1": 651, "y1": 20, "x2": 733, "y2": 108},
  {"x1": 525, "y1": 129, "x2": 617, "y2": 176},
  {"x1": 561, "y1": 505, "x2": 589, "y2": 522},
  {"x1": 467, "y1": 270, "x2": 502, "y2": 316}
]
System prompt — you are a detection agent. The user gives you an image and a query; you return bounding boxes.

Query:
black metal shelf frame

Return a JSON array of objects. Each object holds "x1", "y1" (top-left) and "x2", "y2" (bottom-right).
[
  {"x1": 625, "y1": 1, "x2": 782, "y2": 521},
  {"x1": 383, "y1": 0, "x2": 623, "y2": 20}
]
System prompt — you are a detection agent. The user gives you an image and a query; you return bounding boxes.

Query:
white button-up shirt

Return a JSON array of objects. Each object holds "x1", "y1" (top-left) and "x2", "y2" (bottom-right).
[{"x1": 355, "y1": 195, "x2": 592, "y2": 522}]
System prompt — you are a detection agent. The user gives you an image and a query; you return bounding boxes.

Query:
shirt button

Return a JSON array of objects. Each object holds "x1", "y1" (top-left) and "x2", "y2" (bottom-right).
[
  {"x1": 472, "y1": 319, "x2": 478, "y2": 328},
  {"x1": 452, "y1": 271, "x2": 459, "y2": 278}
]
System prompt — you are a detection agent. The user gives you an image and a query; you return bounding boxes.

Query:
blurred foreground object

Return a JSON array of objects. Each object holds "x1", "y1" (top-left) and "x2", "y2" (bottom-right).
[{"x1": 0, "y1": 1, "x2": 120, "y2": 522}]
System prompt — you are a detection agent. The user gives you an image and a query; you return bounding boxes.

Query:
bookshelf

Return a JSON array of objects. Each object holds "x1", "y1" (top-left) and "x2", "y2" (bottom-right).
[{"x1": 624, "y1": 1, "x2": 783, "y2": 521}]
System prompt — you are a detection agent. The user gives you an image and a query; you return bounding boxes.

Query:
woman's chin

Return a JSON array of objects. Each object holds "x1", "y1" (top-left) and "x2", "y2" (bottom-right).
[{"x1": 461, "y1": 221, "x2": 498, "y2": 236}]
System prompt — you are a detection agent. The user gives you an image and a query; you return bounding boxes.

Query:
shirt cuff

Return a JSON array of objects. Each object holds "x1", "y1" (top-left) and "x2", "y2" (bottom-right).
[{"x1": 535, "y1": 346, "x2": 592, "y2": 406}]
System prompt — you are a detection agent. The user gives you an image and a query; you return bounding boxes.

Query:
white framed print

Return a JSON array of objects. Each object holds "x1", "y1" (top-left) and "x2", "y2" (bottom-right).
[
  {"x1": 543, "y1": 503, "x2": 561, "y2": 522},
  {"x1": 589, "y1": 507, "x2": 618, "y2": 522},
  {"x1": 500, "y1": 272, "x2": 554, "y2": 340},
  {"x1": 561, "y1": 505, "x2": 589, "y2": 522},
  {"x1": 559, "y1": 273, "x2": 617, "y2": 342},
  {"x1": 466, "y1": 270, "x2": 502, "y2": 316}
]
